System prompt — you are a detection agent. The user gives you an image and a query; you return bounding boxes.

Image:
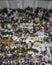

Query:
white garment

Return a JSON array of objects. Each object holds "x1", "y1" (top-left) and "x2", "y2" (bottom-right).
[{"x1": 43, "y1": 55, "x2": 48, "y2": 62}]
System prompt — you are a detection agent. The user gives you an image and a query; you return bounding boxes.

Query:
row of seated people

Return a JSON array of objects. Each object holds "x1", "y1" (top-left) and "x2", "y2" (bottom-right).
[{"x1": 0, "y1": 7, "x2": 51, "y2": 23}]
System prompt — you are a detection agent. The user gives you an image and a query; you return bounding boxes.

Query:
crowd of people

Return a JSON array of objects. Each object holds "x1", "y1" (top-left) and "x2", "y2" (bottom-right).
[{"x1": 0, "y1": 7, "x2": 52, "y2": 65}]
